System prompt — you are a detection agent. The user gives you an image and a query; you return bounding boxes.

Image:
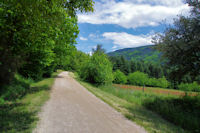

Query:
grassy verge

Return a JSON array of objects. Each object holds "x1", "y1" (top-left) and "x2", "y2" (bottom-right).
[
  {"x1": 71, "y1": 72, "x2": 192, "y2": 133},
  {"x1": 0, "y1": 70, "x2": 62, "y2": 133}
]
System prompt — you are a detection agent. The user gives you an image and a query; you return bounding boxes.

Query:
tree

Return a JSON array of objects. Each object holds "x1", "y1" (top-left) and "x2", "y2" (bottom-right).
[
  {"x1": 153, "y1": 0, "x2": 200, "y2": 84},
  {"x1": 92, "y1": 44, "x2": 106, "y2": 54},
  {"x1": 128, "y1": 71, "x2": 149, "y2": 86},
  {"x1": 80, "y1": 52, "x2": 113, "y2": 85},
  {"x1": 113, "y1": 70, "x2": 127, "y2": 84},
  {"x1": 0, "y1": 0, "x2": 94, "y2": 84}
]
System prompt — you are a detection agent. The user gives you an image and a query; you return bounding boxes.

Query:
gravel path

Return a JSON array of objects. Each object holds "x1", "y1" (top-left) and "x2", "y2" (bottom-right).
[{"x1": 33, "y1": 72, "x2": 146, "y2": 133}]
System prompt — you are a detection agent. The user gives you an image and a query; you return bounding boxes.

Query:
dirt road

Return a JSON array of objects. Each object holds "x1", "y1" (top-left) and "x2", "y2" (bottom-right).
[{"x1": 33, "y1": 72, "x2": 146, "y2": 133}]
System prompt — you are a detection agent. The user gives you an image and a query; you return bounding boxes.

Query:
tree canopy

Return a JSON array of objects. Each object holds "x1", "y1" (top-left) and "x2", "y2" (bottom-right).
[
  {"x1": 153, "y1": 0, "x2": 200, "y2": 84},
  {"x1": 0, "y1": 0, "x2": 94, "y2": 85}
]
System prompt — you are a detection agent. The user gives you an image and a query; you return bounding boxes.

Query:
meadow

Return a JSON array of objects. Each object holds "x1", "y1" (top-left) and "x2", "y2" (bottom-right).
[{"x1": 114, "y1": 84, "x2": 198, "y2": 96}]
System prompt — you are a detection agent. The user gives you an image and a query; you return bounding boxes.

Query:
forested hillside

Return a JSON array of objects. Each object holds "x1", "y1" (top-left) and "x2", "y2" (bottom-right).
[
  {"x1": 1, "y1": 0, "x2": 200, "y2": 133},
  {"x1": 107, "y1": 45, "x2": 161, "y2": 63}
]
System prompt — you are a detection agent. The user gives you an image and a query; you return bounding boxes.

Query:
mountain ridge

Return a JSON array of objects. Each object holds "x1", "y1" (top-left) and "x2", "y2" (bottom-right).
[{"x1": 107, "y1": 45, "x2": 161, "y2": 63}]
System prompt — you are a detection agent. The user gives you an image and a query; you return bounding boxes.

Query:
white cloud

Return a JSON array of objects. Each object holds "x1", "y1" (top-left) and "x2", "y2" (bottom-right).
[
  {"x1": 78, "y1": 0, "x2": 190, "y2": 28},
  {"x1": 79, "y1": 36, "x2": 88, "y2": 41},
  {"x1": 102, "y1": 32, "x2": 153, "y2": 48},
  {"x1": 89, "y1": 33, "x2": 97, "y2": 38},
  {"x1": 86, "y1": 51, "x2": 93, "y2": 56}
]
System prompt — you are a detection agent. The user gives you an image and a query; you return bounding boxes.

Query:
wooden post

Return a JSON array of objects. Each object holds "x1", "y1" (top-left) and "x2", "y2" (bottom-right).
[{"x1": 143, "y1": 84, "x2": 145, "y2": 92}]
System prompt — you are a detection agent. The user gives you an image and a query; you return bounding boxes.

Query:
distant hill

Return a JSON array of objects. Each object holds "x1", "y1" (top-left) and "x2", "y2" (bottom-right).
[{"x1": 107, "y1": 45, "x2": 161, "y2": 63}]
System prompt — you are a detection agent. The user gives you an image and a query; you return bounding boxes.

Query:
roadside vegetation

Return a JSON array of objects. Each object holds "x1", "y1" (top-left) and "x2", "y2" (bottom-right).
[
  {"x1": 0, "y1": 1, "x2": 94, "y2": 132},
  {"x1": 73, "y1": 72, "x2": 200, "y2": 133},
  {"x1": 1, "y1": 0, "x2": 200, "y2": 132},
  {"x1": 0, "y1": 70, "x2": 61, "y2": 133},
  {"x1": 71, "y1": 1, "x2": 200, "y2": 132}
]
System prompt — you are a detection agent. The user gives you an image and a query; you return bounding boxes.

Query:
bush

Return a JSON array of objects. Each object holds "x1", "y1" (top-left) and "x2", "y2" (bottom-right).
[
  {"x1": 128, "y1": 71, "x2": 148, "y2": 86},
  {"x1": 157, "y1": 77, "x2": 169, "y2": 88},
  {"x1": 127, "y1": 71, "x2": 169, "y2": 88},
  {"x1": 113, "y1": 70, "x2": 127, "y2": 84},
  {"x1": 80, "y1": 52, "x2": 113, "y2": 85},
  {"x1": 178, "y1": 82, "x2": 200, "y2": 92},
  {"x1": 146, "y1": 78, "x2": 158, "y2": 87}
]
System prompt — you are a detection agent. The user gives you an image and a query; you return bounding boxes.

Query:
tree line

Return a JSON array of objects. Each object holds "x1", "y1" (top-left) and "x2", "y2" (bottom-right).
[
  {"x1": 73, "y1": 0, "x2": 200, "y2": 92},
  {"x1": 0, "y1": 0, "x2": 94, "y2": 87},
  {"x1": 1, "y1": 0, "x2": 199, "y2": 93}
]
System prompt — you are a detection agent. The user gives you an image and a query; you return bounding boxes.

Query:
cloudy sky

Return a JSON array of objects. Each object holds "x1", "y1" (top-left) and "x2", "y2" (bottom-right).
[{"x1": 76, "y1": 0, "x2": 190, "y2": 53}]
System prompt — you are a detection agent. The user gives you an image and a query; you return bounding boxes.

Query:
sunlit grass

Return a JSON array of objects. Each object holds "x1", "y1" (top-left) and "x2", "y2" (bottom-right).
[{"x1": 71, "y1": 72, "x2": 188, "y2": 133}]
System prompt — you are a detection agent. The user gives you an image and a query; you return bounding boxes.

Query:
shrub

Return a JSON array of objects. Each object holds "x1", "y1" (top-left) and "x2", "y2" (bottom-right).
[
  {"x1": 80, "y1": 52, "x2": 113, "y2": 85},
  {"x1": 113, "y1": 70, "x2": 127, "y2": 84},
  {"x1": 157, "y1": 77, "x2": 169, "y2": 88},
  {"x1": 146, "y1": 78, "x2": 158, "y2": 87},
  {"x1": 178, "y1": 82, "x2": 200, "y2": 92},
  {"x1": 128, "y1": 71, "x2": 148, "y2": 86}
]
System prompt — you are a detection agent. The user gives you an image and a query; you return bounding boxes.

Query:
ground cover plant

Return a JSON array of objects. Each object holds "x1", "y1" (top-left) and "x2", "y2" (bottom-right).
[{"x1": 0, "y1": 70, "x2": 61, "y2": 133}]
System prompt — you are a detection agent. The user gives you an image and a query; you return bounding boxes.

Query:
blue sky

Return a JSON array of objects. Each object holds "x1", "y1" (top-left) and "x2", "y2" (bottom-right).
[{"x1": 76, "y1": 0, "x2": 190, "y2": 53}]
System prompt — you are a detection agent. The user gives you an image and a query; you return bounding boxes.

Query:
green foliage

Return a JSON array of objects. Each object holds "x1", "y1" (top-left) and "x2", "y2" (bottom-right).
[
  {"x1": 92, "y1": 44, "x2": 106, "y2": 54},
  {"x1": 109, "y1": 56, "x2": 131, "y2": 75},
  {"x1": 127, "y1": 71, "x2": 169, "y2": 88},
  {"x1": 157, "y1": 77, "x2": 169, "y2": 88},
  {"x1": 85, "y1": 82, "x2": 200, "y2": 132},
  {"x1": 0, "y1": 71, "x2": 59, "y2": 133},
  {"x1": 108, "y1": 45, "x2": 161, "y2": 63},
  {"x1": 113, "y1": 70, "x2": 127, "y2": 84},
  {"x1": 67, "y1": 50, "x2": 90, "y2": 73},
  {"x1": 144, "y1": 96, "x2": 200, "y2": 132},
  {"x1": 178, "y1": 82, "x2": 200, "y2": 92},
  {"x1": 109, "y1": 56, "x2": 166, "y2": 79},
  {"x1": 0, "y1": 74, "x2": 33, "y2": 101},
  {"x1": 80, "y1": 52, "x2": 113, "y2": 85},
  {"x1": 147, "y1": 77, "x2": 169, "y2": 88},
  {"x1": 154, "y1": 0, "x2": 200, "y2": 84},
  {"x1": 0, "y1": 0, "x2": 94, "y2": 84},
  {"x1": 128, "y1": 71, "x2": 148, "y2": 86}
]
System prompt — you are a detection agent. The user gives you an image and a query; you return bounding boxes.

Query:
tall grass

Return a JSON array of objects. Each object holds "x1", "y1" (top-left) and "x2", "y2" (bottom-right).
[
  {"x1": 99, "y1": 85, "x2": 200, "y2": 132},
  {"x1": 144, "y1": 96, "x2": 200, "y2": 132},
  {"x1": 72, "y1": 72, "x2": 185, "y2": 133},
  {"x1": 99, "y1": 85, "x2": 174, "y2": 105}
]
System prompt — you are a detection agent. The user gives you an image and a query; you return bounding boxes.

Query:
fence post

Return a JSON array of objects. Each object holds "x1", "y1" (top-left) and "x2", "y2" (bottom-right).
[{"x1": 143, "y1": 84, "x2": 145, "y2": 92}]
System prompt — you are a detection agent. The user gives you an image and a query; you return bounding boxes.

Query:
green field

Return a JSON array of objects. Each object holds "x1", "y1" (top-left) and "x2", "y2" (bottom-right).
[{"x1": 114, "y1": 84, "x2": 198, "y2": 97}]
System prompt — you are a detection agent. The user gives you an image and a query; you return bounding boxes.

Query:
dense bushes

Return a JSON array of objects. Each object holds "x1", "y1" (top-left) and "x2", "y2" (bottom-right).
[
  {"x1": 113, "y1": 70, "x2": 127, "y2": 84},
  {"x1": 128, "y1": 71, "x2": 148, "y2": 86},
  {"x1": 147, "y1": 77, "x2": 169, "y2": 88},
  {"x1": 80, "y1": 52, "x2": 113, "y2": 85},
  {"x1": 127, "y1": 71, "x2": 169, "y2": 88},
  {"x1": 178, "y1": 82, "x2": 200, "y2": 92}
]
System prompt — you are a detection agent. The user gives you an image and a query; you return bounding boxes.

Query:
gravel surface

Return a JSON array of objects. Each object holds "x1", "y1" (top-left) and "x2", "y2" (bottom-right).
[{"x1": 33, "y1": 72, "x2": 146, "y2": 133}]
